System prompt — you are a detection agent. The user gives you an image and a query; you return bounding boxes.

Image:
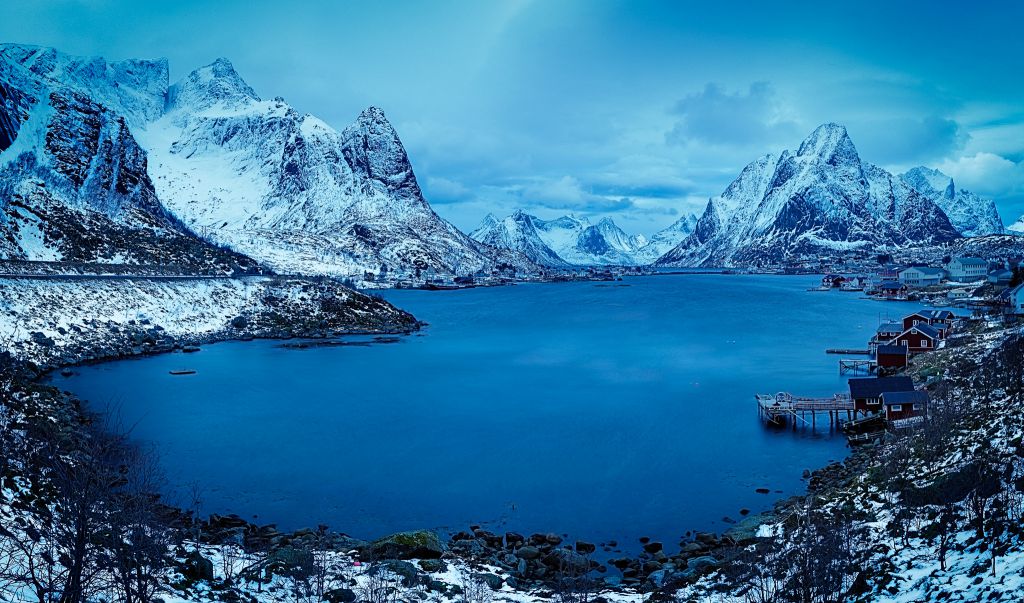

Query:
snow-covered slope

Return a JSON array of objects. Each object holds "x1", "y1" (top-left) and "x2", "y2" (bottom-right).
[
  {"x1": 633, "y1": 213, "x2": 698, "y2": 264},
  {"x1": 900, "y1": 166, "x2": 1005, "y2": 236},
  {"x1": 469, "y1": 211, "x2": 570, "y2": 268},
  {"x1": 0, "y1": 44, "x2": 255, "y2": 272},
  {"x1": 139, "y1": 58, "x2": 521, "y2": 279},
  {"x1": 1, "y1": 44, "x2": 532, "y2": 280},
  {"x1": 1010, "y1": 217, "x2": 1024, "y2": 234},
  {"x1": 471, "y1": 212, "x2": 649, "y2": 266},
  {"x1": 657, "y1": 124, "x2": 962, "y2": 267}
]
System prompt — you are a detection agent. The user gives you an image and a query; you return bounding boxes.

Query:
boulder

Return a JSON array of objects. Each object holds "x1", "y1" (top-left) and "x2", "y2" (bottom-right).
[
  {"x1": 575, "y1": 540, "x2": 596, "y2": 554},
  {"x1": 543, "y1": 549, "x2": 591, "y2": 575},
  {"x1": 418, "y1": 559, "x2": 445, "y2": 573},
  {"x1": 686, "y1": 556, "x2": 718, "y2": 574},
  {"x1": 515, "y1": 545, "x2": 542, "y2": 560},
  {"x1": 365, "y1": 530, "x2": 445, "y2": 560},
  {"x1": 505, "y1": 532, "x2": 526, "y2": 547},
  {"x1": 372, "y1": 560, "x2": 419, "y2": 587},
  {"x1": 642, "y1": 541, "x2": 663, "y2": 554},
  {"x1": 184, "y1": 551, "x2": 214, "y2": 581},
  {"x1": 472, "y1": 572, "x2": 504, "y2": 591}
]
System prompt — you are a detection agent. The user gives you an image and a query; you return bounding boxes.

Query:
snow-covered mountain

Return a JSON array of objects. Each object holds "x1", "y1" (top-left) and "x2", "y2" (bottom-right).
[
  {"x1": 1010, "y1": 217, "x2": 1024, "y2": 234},
  {"x1": 900, "y1": 166, "x2": 1004, "y2": 236},
  {"x1": 470, "y1": 212, "x2": 651, "y2": 266},
  {"x1": 633, "y1": 213, "x2": 698, "y2": 264},
  {"x1": 656, "y1": 124, "x2": 962, "y2": 267},
  {"x1": 0, "y1": 44, "x2": 256, "y2": 272},
  {"x1": 0, "y1": 44, "x2": 531, "y2": 280}
]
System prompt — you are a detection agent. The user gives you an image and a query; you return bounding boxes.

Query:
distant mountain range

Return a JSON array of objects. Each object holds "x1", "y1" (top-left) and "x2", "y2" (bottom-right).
[
  {"x1": 0, "y1": 44, "x2": 535, "y2": 279},
  {"x1": 470, "y1": 210, "x2": 699, "y2": 267},
  {"x1": 655, "y1": 124, "x2": 1009, "y2": 267}
]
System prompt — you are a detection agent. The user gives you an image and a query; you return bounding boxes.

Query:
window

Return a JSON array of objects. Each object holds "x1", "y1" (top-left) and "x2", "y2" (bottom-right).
[
  {"x1": 922, "y1": 340, "x2": 930, "y2": 348},
  {"x1": 890, "y1": 405, "x2": 903, "y2": 412},
  {"x1": 912, "y1": 404, "x2": 922, "y2": 411}
]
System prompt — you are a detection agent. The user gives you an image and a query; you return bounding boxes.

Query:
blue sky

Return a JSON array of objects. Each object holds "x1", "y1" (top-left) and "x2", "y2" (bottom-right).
[{"x1": 2, "y1": 0, "x2": 1023, "y2": 235}]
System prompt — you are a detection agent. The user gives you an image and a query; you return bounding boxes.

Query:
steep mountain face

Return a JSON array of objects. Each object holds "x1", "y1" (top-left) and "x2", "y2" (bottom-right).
[
  {"x1": 138, "y1": 58, "x2": 521, "y2": 278},
  {"x1": 1, "y1": 44, "x2": 530, "y2": 280},
  {"x1": 657, "y1": 124, "x2": 962, "y2": 267},
  {"x1": 471, "y1": 212, "x2": 648, "y2": 266},
  {"x1": 633, "y1": 213, "x2": 698, "y2": 264},
  {"x1": 900, "y1": 166, "x2": 1005, "y2": 236},
  {"x1": 469, "y1": 211, "x2": 569, "y2": 268},
  {"x1": 0, "y1": 45, "x2": 254, "y2": 272}
]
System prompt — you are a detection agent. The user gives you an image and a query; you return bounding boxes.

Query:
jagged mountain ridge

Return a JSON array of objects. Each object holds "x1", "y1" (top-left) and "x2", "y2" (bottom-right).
[
  {"x1": 656, "y1": 124, "x2": 963, "y2": 267},
  {"x1": 900, "y1": 166, "x2": 1005, "y2": 236},
  {"x1": 139, "y1": 57, "x2": 528, "y2": 278},
  {"x1": 470, "y1": 210, "x2": 696, "y2": 266},
  {"x1": 0, "y1": 43, "x2": 532, "y2": 279},
  {"x1": 0, "y1": 45, "x2": 256, "y2": 272}
]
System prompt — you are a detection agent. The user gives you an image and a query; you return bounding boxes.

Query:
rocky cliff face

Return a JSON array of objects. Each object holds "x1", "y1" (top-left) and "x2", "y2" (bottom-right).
[
  {"x1": 900, "y1": 166, "x2": 1005, "y2": 237},
  {"x1": 0, "y1": 45, "x2": 253, "y2": 272},
  {"x1": 1, "y1": 44, "x2": 533, "y2": 280},
  {"x1": 139, "y1": 58, "x2": 528, "y2": 279},
  {"x1": 656, "y1": 124, "x2": 962, "y2": 267}
]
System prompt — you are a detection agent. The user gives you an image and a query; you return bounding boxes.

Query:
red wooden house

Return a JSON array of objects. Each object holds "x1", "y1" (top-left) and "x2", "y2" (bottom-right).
[
  {"x1": 902, "y1": 310, "x2": 955, "y2": 337},
  {"x1": 880, "y1": 390, "x2": 928, "y2": 429},
  {"x1": 894, "y1": 323, "x2": 940, "y2": 353},
  {"x1": 875, "y1": 344, "x2": 909, "y2": 369},
  {"x1": 848, "y1": 376, "x2": 914, "y2": 417}
]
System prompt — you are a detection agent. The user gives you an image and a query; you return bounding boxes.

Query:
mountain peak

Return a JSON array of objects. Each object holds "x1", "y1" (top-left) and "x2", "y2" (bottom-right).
[
  {"x1": 797, "y1": 123, "x2": 858, "y2": 163},
  {"x1": 169, "y1": 57, "x2": 258, "y2": 110},
  {"x1": 340, "y1": 106, "x2": 419, "y2": 197}
]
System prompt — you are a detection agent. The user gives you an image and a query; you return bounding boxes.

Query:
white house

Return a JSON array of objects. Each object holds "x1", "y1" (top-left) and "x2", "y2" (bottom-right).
[
  {"x1": 947, "y1": 257, "x2": 988, "y2": 282},
  {"x1": 898, "y1": 266, "x2": 945, "y2": 287},
  {"x1": 1011, "y1": 285, "x2": 1024, "y2": 314}
]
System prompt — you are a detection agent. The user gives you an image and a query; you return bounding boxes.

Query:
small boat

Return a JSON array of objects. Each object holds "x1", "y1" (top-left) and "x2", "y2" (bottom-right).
[
  {"x1": 182, "y1": 345, "x2": 201, "y2": 353},
  {"x1": 169, "y1": 369, "x2": 196, "y2": 375},
  {"x1": 59, "y1": 368, "x2": 75, "y2": 377}
]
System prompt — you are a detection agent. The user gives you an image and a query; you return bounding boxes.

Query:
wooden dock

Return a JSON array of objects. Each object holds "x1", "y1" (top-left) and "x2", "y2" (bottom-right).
[
  {"x1": 756, "y1": 392, "x2": 855, "y2": 428},
  {"x1": 839, "y1": 359, "x2": 875, "y2": 375},
  {"x1": 826, "y1": 348, "x2": 871, "y2": 355}
]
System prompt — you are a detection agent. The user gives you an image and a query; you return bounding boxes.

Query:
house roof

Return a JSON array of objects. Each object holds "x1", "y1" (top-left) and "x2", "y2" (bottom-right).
[
  {"x1": 877, "y1": 322, "x2": 904, "y2": 333},
  {"x1": 849, "y1": 376, "x2": 915, "y2": 399},
  {"x1": 900, "y1": 266, "x2": 945, "y2": 277},
  {"x1": 953, "y1": 257, "x2": 987, "y2": 267},
  {"x1": 876, "y1": 344, "x2": 909, "y2": 356},
  {"x1": 881, "y1": 391, "x2": 929, "y2": 405},
  {"x1": 900, "y1": 323, "x2": 940, "y2": 339},
  {"x1": 879, "y1": 281, "x2": 905, "y2": 290}
]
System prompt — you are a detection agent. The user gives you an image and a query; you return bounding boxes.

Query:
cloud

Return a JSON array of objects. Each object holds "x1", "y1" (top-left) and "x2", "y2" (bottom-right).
[
  {"x1": 850, "y1": 115, "x2": 969, "y2": 165},
  {"x1": 938, "y1": 152, "x2": 1024, "y2": 196},
  {"x1": 422, "y1": 176, "x2": 471, "y2": 204},
  {"x1": 666, "y1": 82, "x2": 799, "y2": 147}
]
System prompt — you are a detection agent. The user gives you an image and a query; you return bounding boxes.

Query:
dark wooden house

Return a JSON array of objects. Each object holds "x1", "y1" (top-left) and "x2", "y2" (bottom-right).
[
  {"x1": 848, "y1": 376, "x2": 914, "y2": 417},
  {"x1": 875, "y1": 344, "x2": 909, "y2": 369},
  {"x1": 894, "y1": 323, "x2": 940, "y2": 353},
  {"x1": 880, "y1": 390, "x2": 928, "y2": 428}
]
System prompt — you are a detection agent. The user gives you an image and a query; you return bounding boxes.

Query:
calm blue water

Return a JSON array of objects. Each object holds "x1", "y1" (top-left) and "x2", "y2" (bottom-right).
[{"x1": 54, "y1": 275, "x2": 924, "y2": 549}]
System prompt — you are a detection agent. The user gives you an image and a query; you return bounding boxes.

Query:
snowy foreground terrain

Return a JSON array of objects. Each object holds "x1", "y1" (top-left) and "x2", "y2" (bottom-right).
[{"x1": 0, "y1": 275, "x2": 417, "y2": 366}]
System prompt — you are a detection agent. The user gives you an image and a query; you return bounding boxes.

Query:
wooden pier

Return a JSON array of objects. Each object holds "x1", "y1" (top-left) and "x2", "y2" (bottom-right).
[
  {"x1": 825, "y1": 348, "x2": 871, "y2": 355},
  {"x1": 839, "y1": 359, "x2": 876, "y2": 375},
  {"x1": 756, "y1": 392, "x2": 855, "y2": 428}
]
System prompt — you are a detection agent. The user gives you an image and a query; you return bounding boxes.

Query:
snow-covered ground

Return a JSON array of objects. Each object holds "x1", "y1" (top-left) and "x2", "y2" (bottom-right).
[{"x1": 0, "y1": 276, "x2": 415, "y2": 365}]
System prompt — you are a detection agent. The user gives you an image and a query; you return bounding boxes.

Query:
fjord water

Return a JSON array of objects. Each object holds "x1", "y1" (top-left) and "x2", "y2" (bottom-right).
[{"x1": 56, "y1": 275, "x2": 920, "y2": 548}]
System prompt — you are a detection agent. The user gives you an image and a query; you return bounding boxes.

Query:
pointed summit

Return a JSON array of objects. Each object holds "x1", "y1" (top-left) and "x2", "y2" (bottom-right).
[
  {"x1": 169, "y1": 57, "x2": 258, "y2": 110},
  {"x1": 796, "y1": 123, "x2": 859, "y2": 165},
  {"x1": 340, "y1": 106, "x2": 419, "y2": 197}
]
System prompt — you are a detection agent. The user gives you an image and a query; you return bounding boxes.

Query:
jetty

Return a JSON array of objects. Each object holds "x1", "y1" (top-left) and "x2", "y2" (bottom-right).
[
  {"x1": 839, "y1": 358, "x2": 876, "y2": 375},
  {"x1": 825, "y1": 348, "x2": 871, "y2": 355},
  {"x1": 756, "y1": 392, "x2": 855, "y2": 428}
]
